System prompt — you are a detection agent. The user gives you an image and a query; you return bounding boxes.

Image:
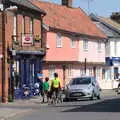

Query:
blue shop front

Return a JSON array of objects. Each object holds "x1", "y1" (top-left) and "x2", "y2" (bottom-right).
[
  {"x1": 10, "y1": 50, "x2": 44, "y2": 99},
  {"x1": 106, "y1": 57, "x2": 120, "y2": 89}
]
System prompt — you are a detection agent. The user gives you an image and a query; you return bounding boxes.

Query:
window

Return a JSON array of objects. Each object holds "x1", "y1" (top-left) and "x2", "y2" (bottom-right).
[
  {"x1": 71, "y1": 38, "x2": 76, "y2": 48},
  {"x1": 30, "y1": 18, "x2": 33, "y2": 34},
  {"x1": 13, "y1": 14, "x2": 17, "y2": 41},
  {"x1": 83, "y1": 39, "x2": 88, "y2": 51},
  {"x1": 71, "y1": 77, "x2": 91, "y2": 85},
  {"x1": 102, "y1": 68, "x2": 105, "y2": 79},
  {"x1": 105, "y1": 69, "x2": 111, "y2": 80},
  {"x1": 56, "y1": 33, "x2": 62, "y2": 48},
  {"x1": 96, "y1": 68, "x2": 101, "y2": 78},
  {"x1": 49, "y1": 65, "x2": 55, "y2": 79},
  {"x1": 98, "y1": 41, "x2": 102, "y2": 52},
  {"x1": 114, "y1": 41, "x2": 117, "y2": 56},
  {"x1": 22, "y1": 16, "x2": 25, "y2": 33},
  {"x1": 89, "y1": 68, "x2": 93, "y2": 76},
  {"x1": 68, "y1": 65, "x2": 72, "y2": 76}
]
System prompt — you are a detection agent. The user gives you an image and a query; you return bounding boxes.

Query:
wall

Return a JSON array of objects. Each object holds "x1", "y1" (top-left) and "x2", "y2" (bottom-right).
[
  {"x1": 79, "y1": 38, "x2": 105, "y2": 63},
  {"x1": 43, "y1": 63, "x2": 64, "y2": 87},
  {"x1": 0, "y1": 12, "x2": 2, "y2": 101},
  {"x1": 45, "y1": 32, "x2": 79, "y2": 62}
]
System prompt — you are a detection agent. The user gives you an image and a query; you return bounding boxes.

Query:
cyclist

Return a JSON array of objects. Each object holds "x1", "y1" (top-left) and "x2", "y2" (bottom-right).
[{"x1": 51, "y1": 72, "x2": 61, "y2": 103}]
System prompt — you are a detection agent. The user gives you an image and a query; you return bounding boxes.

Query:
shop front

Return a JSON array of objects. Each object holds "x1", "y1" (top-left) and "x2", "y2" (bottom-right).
[
  {"x1": 106, "y1": 57, "x2": 120, "y2": 89},
  {"x1": 10, "y1": 51, "x2": 44, "y2": 99}
]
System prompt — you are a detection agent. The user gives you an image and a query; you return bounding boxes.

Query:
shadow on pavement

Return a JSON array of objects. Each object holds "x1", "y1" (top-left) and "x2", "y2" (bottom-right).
[{"x1": 62, "y1": 98, "x2": 120, "y2": 112}]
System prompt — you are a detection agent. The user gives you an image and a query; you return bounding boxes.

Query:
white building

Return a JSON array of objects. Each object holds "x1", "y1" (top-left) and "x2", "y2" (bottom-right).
[{"x1": 91, "y1": 14, "x2": 120, "y2": 89}]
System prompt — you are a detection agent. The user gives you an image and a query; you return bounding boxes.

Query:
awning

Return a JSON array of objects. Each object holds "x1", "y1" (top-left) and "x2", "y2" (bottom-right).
[{"x1": 11, "y1": 49, "x2": 45, "y2": 56}]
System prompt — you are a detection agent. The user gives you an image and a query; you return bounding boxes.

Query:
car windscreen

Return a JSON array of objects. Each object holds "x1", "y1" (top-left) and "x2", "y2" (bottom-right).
[{"x1": 70, "y1": 77, "x2": 91, "y2": 85}]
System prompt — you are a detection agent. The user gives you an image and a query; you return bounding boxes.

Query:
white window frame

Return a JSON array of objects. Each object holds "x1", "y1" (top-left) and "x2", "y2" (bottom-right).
[
  {"x1": 13, "y1": 14, "x2": 17, "y2": 41},
  {"x1": 22, "y1": 16, "x2": 25, "y2": 34},
  {"x1": 56, "y1": 33, "x2": 62, "y2": 48},
  {"x1": 68, "y1": 64, "x2": 72, "y2": 76},
  {"x1": 98, "y1": 41, "x2": 102, "y2": 52},
  {"x1": 114, "y1": 41, "x2": 117, "y2": 56},
  {"x1": 71, "y1": 38, "x2": 76, "y2": 48},
  {"x1": 30, "y1": 18, "x2": 33, "y2": 34},
  {"x1": 49, "y1": 65, "x2": 55, "y2": 79},
  {"x1": 83, "y1": 39, "x2": 88, "y2": 51}
]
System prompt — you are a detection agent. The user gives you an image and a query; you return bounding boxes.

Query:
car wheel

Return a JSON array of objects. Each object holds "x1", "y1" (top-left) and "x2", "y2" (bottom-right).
[
  {"x1": 64, "y1": 98, "x2": 70, "y2": 102},
  {"x1": 117, "y1": 86, "x2": 120, "y2": 94},
  {"x1": 97, "y1": 95, "x2": 101, "y2": 100},
  {"x1": 90, "y1": 92, "x2": 94, "y2": 100}
]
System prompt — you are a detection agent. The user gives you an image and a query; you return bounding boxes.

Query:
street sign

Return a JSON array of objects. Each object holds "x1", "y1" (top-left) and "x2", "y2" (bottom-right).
[{"x1": 37, "y1": 73, "x2": 43, "y2": 78}]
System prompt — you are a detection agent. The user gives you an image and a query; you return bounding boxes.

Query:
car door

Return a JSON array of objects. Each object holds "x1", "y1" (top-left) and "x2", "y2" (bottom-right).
[{"x1": 92, "y1": 77, "x2": 99, "y2": 95}]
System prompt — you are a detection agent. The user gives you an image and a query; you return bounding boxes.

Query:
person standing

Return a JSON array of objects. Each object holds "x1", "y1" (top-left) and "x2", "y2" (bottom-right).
[
  {"x1": 51, "y1": 73, "x2": 61, "y2": 101},
  {"x1": 43, "y1": 77, "x2": 50, "y2": 102}
]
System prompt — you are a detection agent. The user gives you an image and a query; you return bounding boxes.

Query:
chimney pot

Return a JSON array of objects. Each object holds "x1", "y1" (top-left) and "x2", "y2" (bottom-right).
[{"x1": 62, "y1": 0, "x2": 72, "y2": 7}]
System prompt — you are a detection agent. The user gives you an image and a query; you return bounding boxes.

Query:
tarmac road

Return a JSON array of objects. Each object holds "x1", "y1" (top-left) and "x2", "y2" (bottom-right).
[{"x1": 9, "y1": 91, "x2": 120, "y2": 120}]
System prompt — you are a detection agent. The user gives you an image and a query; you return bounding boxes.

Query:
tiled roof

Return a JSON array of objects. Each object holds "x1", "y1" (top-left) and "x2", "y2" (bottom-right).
[
  {"x1": 31, "y1": 1, "x2": 106, "y2": 38},
  {"x1": 3, "y1": 0, "x2": 46, "y2": 15},
  {"x1": 90, "y1": 14, "x2": 120, "y2": 37},
  {"x1": 99, "y1": 17, "x2": 120, "y2": 31}
]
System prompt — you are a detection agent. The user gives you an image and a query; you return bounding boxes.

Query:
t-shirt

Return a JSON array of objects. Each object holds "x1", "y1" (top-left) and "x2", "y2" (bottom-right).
[{"x1": 43, "y1": 82, "x2": 49, "y2": 91}]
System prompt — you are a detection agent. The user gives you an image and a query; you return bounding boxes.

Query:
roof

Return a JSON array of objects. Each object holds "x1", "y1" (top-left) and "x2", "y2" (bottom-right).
[
  {"x1": 2, "y1": 0, "x2": 46, "y2": 15},
  {"x1": 90, "y1": 14, "x2": 120, "y2": 37},
  {"x1": 31, "y1": 1, "x2": 106, "y2": 39},
  {"x1": 99, "y1": 17, "x2": 120, "y2": 31}
]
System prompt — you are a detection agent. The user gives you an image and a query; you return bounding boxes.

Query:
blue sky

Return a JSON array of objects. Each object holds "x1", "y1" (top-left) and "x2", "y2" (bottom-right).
[{"x1": 43, "y1": 0, "x2": 120, "y2": 17}]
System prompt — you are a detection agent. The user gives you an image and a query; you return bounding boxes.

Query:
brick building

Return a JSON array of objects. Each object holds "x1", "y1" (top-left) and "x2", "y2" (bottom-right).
[{"x1": 0, "y1": 0, "x2": 46, "y2": 102}]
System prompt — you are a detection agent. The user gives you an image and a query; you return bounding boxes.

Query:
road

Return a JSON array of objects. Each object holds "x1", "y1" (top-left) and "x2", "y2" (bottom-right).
[{"x1": 9, "y1": 92, "x2": 120, "y2": 120}]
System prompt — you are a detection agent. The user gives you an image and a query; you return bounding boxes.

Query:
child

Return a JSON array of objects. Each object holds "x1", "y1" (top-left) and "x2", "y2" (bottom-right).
[{"x1": 43, "y1": 77, "x2": 50, "y2": 102}]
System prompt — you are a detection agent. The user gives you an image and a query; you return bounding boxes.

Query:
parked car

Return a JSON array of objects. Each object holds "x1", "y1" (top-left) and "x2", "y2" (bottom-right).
[{"x1": 65, "y1": 76, "x2": 101, "y2": 101}]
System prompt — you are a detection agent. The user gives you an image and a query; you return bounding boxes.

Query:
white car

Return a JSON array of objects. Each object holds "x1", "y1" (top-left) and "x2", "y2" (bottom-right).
[{"x1": 65, "y1": 76, "x2": 101, "y2": 101}]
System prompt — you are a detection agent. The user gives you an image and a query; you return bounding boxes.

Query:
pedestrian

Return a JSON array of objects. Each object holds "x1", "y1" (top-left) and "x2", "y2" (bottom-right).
[
  {"x1": 36, "y1": 74, "x2": 43, "y2": 97},
  {"x1": 50, "y1": 72, "x2": 61, "y2": 103},
  {"x1": 43, "y1": 77, "x2": 50, "y2": 102}
]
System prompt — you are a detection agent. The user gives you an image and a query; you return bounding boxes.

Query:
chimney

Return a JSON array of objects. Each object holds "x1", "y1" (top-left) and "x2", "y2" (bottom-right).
[{"x1": 62, "y1": 0, "x2": 72, "y2": 7}]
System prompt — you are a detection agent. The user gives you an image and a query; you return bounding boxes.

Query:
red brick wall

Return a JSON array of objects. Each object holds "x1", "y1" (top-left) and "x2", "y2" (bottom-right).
[
  {"x1": 25, "y1": 16, "x2": 30, "y2": 34},
  {"x1": 33, "y1": 19, "x2": 41, "y2": 37},
  {"x1": 0, "y1": 12, "x2": 2, "y2": 101},
  {"x1": 0, "y1": 10, "x2": 44, "y2": 102}
]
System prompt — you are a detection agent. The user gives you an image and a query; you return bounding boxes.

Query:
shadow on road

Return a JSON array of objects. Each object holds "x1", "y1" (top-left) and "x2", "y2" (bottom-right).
[{"x1": 62, "y1": 98, "x2": 120, "y2": 112}]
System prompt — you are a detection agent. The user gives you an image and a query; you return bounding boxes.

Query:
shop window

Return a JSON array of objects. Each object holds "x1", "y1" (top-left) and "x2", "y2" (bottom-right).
[
  {"x1": 49, "y1": 65, "x2": 55, "y2": 79},
  {"x1": 68, "y1": 65, "x2": 72, "y2": 76},
  {"x1": 114, "y1": 67, "x2": 119, "y2": 79},
  {"x1": 102, "y1": 68, "x2": 105, "y2": 80}
]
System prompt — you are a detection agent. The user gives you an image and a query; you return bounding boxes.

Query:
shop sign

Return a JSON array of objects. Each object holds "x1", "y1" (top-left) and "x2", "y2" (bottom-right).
[{"x1": 22, "y1": 34, "x2": 33, "y2": 46}]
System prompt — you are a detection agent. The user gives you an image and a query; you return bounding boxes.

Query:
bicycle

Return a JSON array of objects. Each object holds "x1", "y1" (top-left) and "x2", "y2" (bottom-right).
[{"x1": 50, "y1": 89, "x2": 65, "y2": 104}]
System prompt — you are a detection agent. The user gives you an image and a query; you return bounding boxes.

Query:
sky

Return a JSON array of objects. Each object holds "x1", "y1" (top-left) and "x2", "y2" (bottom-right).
[{"x1": 43, "y1": 0, "x2": 120, "y2": 17}]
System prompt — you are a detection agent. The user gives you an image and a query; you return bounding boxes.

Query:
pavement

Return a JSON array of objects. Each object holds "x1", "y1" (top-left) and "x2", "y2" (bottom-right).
[{"x1": 0, "y1": 89, "x2": 117, "y2": 120}]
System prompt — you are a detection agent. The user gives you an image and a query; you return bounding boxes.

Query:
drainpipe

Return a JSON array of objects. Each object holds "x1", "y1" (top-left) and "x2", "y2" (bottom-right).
[
  {"x1": 63, "y1": 65, "x2": 66, "y2": 87},
  {"x1": 84, "y1": 58, "x2": 87, "y2": 75},
  {"x1": 2, "y1": 6, "x2": 8, "y2": 103}
]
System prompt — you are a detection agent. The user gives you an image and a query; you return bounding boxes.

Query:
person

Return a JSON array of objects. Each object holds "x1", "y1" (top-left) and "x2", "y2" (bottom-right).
[
  {"x1": 50, "y1": 72, "x2": 61, "y2": 102},
  {"x1": 36, "y1": 75, "x2": 43, "y2": 96},
  {"x1": 43, "y1": 77, "x2": 50, "y2": 102}
]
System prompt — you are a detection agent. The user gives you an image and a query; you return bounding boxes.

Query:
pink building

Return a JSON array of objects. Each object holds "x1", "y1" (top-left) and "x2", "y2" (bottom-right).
[{"x1": 32, "y1": 0, "x2": 106, "y2": 88}]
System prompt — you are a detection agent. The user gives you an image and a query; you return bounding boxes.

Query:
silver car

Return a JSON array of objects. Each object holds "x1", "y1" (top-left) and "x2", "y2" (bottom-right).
[{"x1": 65, "y1": 76, "x2": 101, "y2": 100}]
